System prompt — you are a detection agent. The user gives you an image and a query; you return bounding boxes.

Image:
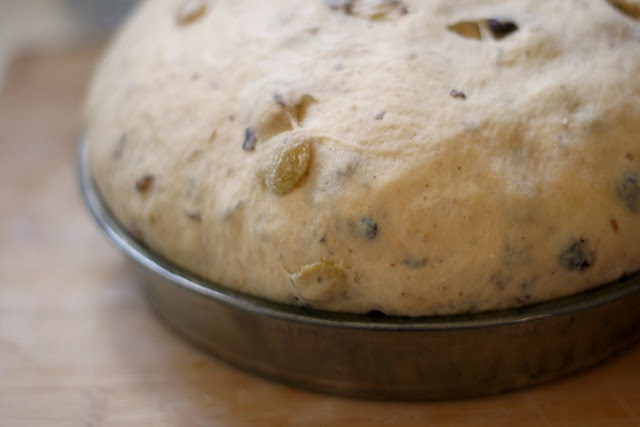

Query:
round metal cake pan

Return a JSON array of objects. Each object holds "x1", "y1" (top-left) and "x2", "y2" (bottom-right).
[{"x1": 78, "y1": 141, "x2": 640, "y2": 400}]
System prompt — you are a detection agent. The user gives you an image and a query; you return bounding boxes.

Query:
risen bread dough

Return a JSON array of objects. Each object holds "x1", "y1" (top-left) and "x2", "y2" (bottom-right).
[{"x1": 85, "y1": 0, "x2": 640, "y2": 316}]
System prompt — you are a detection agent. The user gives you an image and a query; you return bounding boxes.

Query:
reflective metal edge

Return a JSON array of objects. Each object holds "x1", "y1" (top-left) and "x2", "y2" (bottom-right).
[{"x1": 78, "y1": 140, "x2": 640, "y2": 400}]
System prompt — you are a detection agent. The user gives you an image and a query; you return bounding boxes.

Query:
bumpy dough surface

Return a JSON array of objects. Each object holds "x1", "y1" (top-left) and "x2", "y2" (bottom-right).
[{"x1": 86, "y1": 0, "x2": 640, "y2": 316}]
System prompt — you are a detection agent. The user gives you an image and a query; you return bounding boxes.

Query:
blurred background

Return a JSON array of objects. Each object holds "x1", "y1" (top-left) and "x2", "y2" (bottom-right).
[{"x1": 0, "y1": 0, "x2": 137, "y2": 89}]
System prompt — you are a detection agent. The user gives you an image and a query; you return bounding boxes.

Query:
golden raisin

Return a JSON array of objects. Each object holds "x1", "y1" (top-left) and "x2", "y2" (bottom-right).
[
  {"x1": 258, "y1": 132, "x2": 311, "y2": 195},
  {"x1": 447, "y1": 21, "x2": 482, "y2": 40},
  {"x1": 177, "y1": 0, "x2": 207, "y2": 25},
  {"x1": 290, "y1": 261, "x2": 348, "y2": 302}
]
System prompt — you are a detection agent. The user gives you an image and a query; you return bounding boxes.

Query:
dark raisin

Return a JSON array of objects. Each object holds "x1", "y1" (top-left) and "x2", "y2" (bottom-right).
[
  {"x1": 449, "y1": 89, "x2": 467, "y2": 100},
  {"x1": 616, "y1": 173, "x2": 640, "y2": 212},
  {"x1": 402, "y1": 257, "x2": 428, "y2": 268},
  {"x1": 135, "y1": 174, "x2": 154, "y2": 193},
  {"x1": 358, "y1": 217, "x2": 378, "y2": 239},
  {"x1": 487, "y1": 19, "x2": 519, "y2": 39},
  {"x1": 242, "y1": 127, "x2": 257, "y2": 151},
  {"x1": 447, "y1": 18, "x2": 518, "y2": 41},
  {"x1": 558, "y1": 238, "x2": 595, "y2": 271},
  {"x1": 273, "y1": 91, "x2": 286, "y2": 107}
]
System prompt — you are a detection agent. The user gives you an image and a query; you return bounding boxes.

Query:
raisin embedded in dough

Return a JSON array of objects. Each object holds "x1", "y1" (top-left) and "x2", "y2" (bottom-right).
[
  {"x1": 257, "y1": 132, "x2": 312, "y2": 195},
  {"x1": 559, "y1": 238, "x2": 595, "y2": 271},
  {"x1": 486, "y1": 19, "x2": 519, "y2": 39},
  {"x1": 243, "y1": 127, "x2": 257, "y2": 151},
  {"x1": 447, "y1": 18, "x2": 519, "y2": 41},
  {"x1": 290, "y1": 261, "x2": 348, "y2": 303}
]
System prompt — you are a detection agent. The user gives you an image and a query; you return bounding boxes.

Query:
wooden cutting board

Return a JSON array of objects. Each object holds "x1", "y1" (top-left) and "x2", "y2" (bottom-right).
[{"x1": 0, "y1": 47, "x2": 638, "y2": 427}]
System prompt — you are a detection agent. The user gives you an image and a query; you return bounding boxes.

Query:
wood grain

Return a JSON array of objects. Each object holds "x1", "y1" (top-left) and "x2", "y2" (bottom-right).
[{"x1": 0, "y1": 47, "x2": 638, "y2": 427}]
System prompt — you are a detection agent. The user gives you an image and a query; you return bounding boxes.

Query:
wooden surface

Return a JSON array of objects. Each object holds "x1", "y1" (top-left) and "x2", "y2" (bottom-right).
[{"x1": 1, "y1": 47, "x2": 639, "y2": 427}]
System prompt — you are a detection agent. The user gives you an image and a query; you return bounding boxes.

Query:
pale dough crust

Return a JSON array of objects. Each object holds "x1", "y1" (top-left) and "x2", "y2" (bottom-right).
[{"x1": 85, "y1": 0, "x2": 640, "y2": 316}]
